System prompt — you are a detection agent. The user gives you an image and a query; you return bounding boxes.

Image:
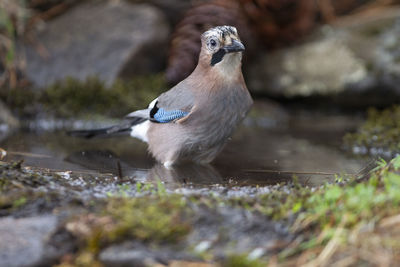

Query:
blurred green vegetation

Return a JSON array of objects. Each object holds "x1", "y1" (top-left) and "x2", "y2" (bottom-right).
[
  {"x1": 0, "y1": 0, "x2": 30, "y2": 88},
  {"x1": 344, "y1": 106, "x2": 400, "y2": 155},
  {"x1": 40, "y1": 75, "x2": 165, "y2": 117},
  {"x1": 1, "y1": 74, "x2": 166, "y2": 118},
  {"x1": 275, "y1": 156, "x2": 400, "y2": 264},
  {"x1": 88, "y1": 196, "x2": 190, "y2": 250},
  {"x1": 222, "y1": 254, "x2": 266, "y2": 267}
]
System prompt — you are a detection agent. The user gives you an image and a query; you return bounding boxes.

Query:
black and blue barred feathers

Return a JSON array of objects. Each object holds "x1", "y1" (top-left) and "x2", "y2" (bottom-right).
[{"x1": 153, "y1": 108, "x2": 189, "y2": 123}]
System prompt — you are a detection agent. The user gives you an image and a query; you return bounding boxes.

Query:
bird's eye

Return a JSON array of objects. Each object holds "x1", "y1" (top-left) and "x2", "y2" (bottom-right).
[
  {"x1": 208, "y1": 38, "x2": 219, "y2": 49},
  {"x1": 210, "y1": 39, "x2": 217, "y2": 47}
]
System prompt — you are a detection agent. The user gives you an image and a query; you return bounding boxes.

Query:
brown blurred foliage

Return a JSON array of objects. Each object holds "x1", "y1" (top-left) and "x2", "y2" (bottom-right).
[
  {"x1": 240, "y1": 0, "x2": 316, "y2": 48},
  {"x1": 166, "y1": 0, "x2": 254, "y2": 87},
  {"x1": 166, "y1": 0, "x2": 400, "y2": 86}
]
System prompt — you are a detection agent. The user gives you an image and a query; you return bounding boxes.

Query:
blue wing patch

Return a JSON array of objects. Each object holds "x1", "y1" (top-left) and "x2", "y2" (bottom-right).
[{"x1": 153, "y1": 108, "x2": 189, "y2": 123}]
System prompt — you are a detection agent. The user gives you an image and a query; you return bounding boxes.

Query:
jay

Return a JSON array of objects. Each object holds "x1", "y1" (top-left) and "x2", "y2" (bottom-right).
[{"x1": 72, "y1": 26, "x2": 253, "y2": 167}]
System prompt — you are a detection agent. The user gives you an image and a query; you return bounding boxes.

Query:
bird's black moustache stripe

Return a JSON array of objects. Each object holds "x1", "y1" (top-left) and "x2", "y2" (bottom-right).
[{"x1": 210, "y1": 49, "x2": 226, "y2": 66}]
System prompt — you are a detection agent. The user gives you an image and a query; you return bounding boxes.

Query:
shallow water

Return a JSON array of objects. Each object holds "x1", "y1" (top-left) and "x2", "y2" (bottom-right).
[{"x1": 1, "y1": 106, "x2": 370, "y2": 188}]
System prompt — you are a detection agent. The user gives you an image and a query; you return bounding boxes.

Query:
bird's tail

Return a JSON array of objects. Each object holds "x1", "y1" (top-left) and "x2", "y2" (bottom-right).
[{"x1": 68, "y1": 117, "x2": 147, "y2": 138}]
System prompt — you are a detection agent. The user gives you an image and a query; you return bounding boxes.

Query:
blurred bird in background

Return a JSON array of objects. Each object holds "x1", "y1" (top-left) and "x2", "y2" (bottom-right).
[{"x1": 70, "y1": 26, "x2": 253, "y2": 167}]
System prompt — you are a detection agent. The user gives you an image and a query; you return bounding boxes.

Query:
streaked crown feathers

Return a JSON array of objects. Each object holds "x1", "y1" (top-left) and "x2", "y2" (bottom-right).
[{"x1": 202, "y1": 26, "x2": 239, "y2": 41}]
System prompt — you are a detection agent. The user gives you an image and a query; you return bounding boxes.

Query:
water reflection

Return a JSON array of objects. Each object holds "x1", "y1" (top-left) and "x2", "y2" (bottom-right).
[
  {"x1": 148, "y1": 163, "x2": 223, "y2": 185},
  {"x1": 65, "y1": 150, "x2": 145, "y2": 177},
  {"x1": 0, "y1": 109, "x2": 370, "y2": 187},
  {"x1": 65, "y1": 149, "x2": 224, "y2": 186}
]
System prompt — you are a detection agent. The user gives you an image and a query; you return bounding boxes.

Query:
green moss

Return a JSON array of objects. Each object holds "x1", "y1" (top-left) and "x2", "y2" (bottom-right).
[
  {"x1": 1, "y1": 74, "x2": 166, "y2": 118},
  {"x1": 69, "y1": 194, "x2": 191, "y2": 255},
  {"x1": 102, "y1": 195, "x2": 190, "y2": 243},
  {"x1": 344, "y1": 106, "x2": 400, "y2": 155},
  {"x1": 12, "y1": 196, "x2": 27, "y2": 208},
  {"x1": 40, "y1": 75, "x2": 165, "y2": 118},
  {"x1": 222, "y1": 254, "x2": 266, "y2": 267},
  {"x1": 1, "y1": 86, "x2": 38, "y2": 114}
]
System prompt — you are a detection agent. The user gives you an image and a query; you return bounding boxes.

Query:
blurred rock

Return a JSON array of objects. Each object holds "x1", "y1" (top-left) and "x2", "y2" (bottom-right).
[
  {"x1": 128, "y1": 0, "x2": 192, "y2": 25},
  {"x1": 0, "y1": 215, "x2": 58, "y2": 267},
  {"x1": 248, "y1": 10, "x2": 400, "y2": 105},
  {"x1": 22, "y1": 1, "x2": 170, "y2": 88},
  {"x1": 249, "y1": 36, "x2": 367, "y2": 97}
]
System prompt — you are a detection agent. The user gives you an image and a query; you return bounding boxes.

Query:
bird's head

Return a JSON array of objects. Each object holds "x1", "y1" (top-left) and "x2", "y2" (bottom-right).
[{"x1": 199, "y1": 26, "x2": 245, "y2": 74}]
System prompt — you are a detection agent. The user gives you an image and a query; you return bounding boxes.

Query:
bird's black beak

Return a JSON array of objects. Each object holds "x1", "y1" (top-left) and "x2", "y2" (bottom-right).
[
  {"x1": 210, "y1": 39, "x2": 245, "y2": 66},
  {"x1": 223, "y1": 39, "x2": 245, "y2": 53}
]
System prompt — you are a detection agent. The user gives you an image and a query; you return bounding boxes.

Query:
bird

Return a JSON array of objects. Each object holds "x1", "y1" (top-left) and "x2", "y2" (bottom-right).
[{"x1": 70, "y1": 25, "x2": 253, "y2": 167}]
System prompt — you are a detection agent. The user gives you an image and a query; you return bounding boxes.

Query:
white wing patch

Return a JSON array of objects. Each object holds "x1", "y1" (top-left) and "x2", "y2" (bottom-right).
[
  {"x1": 148, "y1": 98, "x2": 158, "y2": 109},
  {"x1": 130, "y1": 120, "x2": 150, "y2": 143}
]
